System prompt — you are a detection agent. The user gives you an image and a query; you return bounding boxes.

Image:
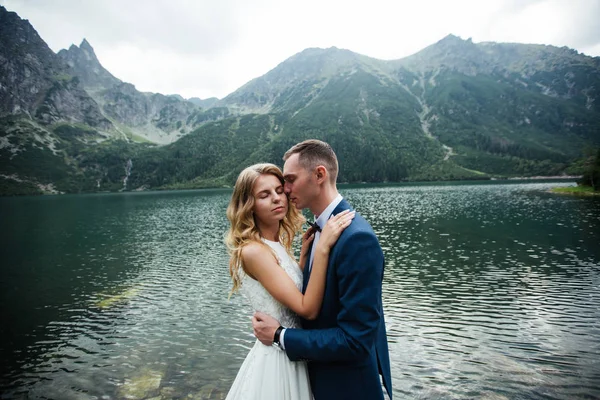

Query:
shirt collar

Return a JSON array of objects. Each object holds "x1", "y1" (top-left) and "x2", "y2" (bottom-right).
[{"x1": 315, "y1": 194, "x2": 343, "y2": 229}]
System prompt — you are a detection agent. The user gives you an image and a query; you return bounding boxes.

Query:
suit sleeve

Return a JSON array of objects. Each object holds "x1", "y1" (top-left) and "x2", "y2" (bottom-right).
[{"x1": 283, "y1": 230, "x2": 384, "y2": 362}]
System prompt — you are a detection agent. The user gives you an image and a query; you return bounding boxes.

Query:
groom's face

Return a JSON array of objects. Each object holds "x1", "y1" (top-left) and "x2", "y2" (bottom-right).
[{"x1": 283, "y1": 153, "x2": 316, "y2": 210}]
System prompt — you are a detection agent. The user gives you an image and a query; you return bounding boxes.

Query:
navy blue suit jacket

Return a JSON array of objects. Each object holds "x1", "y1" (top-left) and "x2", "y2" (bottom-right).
[{"x1": 284, "y1": 199, "x2": 392, "y2": 400}]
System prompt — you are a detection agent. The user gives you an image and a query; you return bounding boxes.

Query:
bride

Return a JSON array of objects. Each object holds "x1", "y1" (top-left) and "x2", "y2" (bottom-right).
[{"x1": 224, "y1": 163, "x2": 354, "y2": 400}]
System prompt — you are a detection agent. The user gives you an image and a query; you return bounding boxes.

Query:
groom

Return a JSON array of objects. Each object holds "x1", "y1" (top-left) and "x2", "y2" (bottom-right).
[{"x1": 253, "y1": 139, "x2": 393, "y2": 399}]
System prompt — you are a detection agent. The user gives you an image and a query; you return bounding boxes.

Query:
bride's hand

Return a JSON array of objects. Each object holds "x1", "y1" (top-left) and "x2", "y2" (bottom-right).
[
  {"x1": 317, "y1": 210, "x2": 355, "y2": 252},
  {"x1": 300, "y1": 225, "x2": 317, "y2": 260}
]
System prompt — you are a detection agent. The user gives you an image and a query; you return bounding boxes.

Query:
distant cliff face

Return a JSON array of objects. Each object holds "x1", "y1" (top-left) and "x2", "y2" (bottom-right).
[
  {"x1": 58, "y1": 39, "x2": 205, "y2": 144},
  {"x1": 0, "y1": 6, "x2": 111, "y2": 130},
  {"x1": 57, "y1": 39, "x2": 122, "y2": 90}
]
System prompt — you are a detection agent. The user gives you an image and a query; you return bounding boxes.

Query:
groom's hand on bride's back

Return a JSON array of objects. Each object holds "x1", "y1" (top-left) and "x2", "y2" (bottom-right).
[{"x1": 252, "y1": 311, "x2": 280, "y2": 346}]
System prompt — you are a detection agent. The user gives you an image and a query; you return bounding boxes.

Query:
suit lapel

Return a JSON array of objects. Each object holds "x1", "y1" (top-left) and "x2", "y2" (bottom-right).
[{"x1": 302, "y1": 247, "x2": 311, "y2": 293}]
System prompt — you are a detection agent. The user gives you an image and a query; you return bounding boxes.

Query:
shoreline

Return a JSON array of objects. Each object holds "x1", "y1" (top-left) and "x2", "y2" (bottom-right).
[
  {"x1": 505, "y1": 175, "x2": 581, "y2": 180},
  {"x1": 550, "y1": 186, "x2": 599, "y2": 196},
  {"x1": 1, "y1": 176, "x2": 582, "y2": 197}
]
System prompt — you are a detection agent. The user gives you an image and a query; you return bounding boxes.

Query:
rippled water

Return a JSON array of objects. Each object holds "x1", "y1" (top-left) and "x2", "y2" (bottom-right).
[{"x1": 1, "y1": 181, "x2": 599, "y2": 399}]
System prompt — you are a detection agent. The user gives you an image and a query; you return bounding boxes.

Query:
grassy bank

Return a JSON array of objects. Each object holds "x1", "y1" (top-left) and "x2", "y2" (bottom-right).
[{"x1": 551, "y1": 186, "x2": 600, "y2": 196}]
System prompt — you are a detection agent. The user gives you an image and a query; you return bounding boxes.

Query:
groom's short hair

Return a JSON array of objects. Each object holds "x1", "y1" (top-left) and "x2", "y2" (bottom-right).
[{"x1": 283, "y1": 139, "x2": 339, "y2": 183}]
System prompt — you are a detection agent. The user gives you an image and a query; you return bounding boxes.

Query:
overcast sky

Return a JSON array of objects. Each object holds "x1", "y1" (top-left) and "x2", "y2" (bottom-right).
[{"x1": 2, "y1": 0, "x2": 600, "y2": 100}]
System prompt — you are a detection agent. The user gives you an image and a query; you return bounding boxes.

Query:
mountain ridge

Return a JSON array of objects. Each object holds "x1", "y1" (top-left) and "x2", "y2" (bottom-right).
[
  {"x1": 57, "y1": 39, "x2": 208, "y2": 144},
  {"x1": 0, "y1": 7, "x2": 111, "y2": 130},
  {"x1": 1, "y1": 5, "x2": 599, "y2": 195}
]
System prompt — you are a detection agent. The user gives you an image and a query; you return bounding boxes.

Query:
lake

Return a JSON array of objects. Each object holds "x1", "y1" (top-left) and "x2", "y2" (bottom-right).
[{"x1": 1, "y1": 181, "x2": 599, "y2": 399}]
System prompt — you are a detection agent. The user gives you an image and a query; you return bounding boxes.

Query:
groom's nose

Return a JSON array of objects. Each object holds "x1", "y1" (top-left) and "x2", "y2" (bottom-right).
[{"x1": 284, "y1": 181, "x2": 292, "y2": 194}]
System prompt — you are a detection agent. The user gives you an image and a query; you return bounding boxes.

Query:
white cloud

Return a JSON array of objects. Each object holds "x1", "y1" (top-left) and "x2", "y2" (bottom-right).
[
  {"x1": 2, "y1": 0, "x2": 599, "y2": 99},
  {"x1": 484, "y1": 0, "x2": 600, "y2": 51}
]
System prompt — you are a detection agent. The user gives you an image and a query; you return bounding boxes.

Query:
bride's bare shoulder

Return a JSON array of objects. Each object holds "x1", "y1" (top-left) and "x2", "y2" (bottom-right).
[{"x1": 240, "y1": 241, "x2": 269, "y2": 260}]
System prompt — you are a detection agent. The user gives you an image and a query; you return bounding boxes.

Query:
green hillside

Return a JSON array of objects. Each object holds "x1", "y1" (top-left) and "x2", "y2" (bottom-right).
[{"x1": 1, "y1": 6, "x2": 599, "y2": 195}]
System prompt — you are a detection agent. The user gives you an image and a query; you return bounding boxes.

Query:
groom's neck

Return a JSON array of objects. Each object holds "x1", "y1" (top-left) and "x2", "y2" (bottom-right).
[{"x1": 310, "y1": 186, "x2": 339, "y2": 217}]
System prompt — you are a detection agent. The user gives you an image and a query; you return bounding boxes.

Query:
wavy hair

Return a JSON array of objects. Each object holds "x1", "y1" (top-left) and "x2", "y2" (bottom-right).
[{"x1": 225, "y1": 163, "x2": 305, "y2": 295}]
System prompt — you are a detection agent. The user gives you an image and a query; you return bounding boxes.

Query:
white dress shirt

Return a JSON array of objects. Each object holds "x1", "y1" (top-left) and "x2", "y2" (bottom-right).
[{"x1": 308, "y1": 194, "x2": 343, "y2": 272}]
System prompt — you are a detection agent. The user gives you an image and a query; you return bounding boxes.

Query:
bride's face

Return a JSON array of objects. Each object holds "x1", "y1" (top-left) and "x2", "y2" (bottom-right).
[{"x1": 252, "y1": 174, "x2": 288, "y2": 226}]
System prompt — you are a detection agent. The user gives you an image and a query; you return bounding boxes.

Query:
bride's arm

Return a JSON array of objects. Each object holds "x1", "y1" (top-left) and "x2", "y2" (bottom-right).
[{"x1": 243, "y1": 210, "x2": 354, "y2": 320}]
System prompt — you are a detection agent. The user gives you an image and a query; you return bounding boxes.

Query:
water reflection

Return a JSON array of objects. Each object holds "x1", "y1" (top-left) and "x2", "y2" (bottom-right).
[
  {"x1": 346, "y1": 183, "x2": 600, "y2": 399},
  {"x1": 0, "y1": 182, "x2": 599, "y2": 399}
]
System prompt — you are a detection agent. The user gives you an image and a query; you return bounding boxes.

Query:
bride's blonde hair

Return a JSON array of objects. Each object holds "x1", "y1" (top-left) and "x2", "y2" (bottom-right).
[{"x1": 225, "y1": 163, "x2": 305, "y2": 295}]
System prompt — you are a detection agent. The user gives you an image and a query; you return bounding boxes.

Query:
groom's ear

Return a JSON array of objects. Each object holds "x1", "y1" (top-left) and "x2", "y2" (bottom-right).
[{"x1": 315, "y1": 165, "x2": 328, "y2": 184}]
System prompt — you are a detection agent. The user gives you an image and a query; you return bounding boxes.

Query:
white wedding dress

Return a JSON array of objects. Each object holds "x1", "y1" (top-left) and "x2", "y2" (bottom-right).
[{"x1": 226, "y1": 239, "x2": 313, "y2": 400}]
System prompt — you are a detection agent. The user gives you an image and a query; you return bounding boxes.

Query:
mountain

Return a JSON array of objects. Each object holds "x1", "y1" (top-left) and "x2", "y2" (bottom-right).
[
  {"x1": 58, "y1": 39, "x2": 203, "y2": 144},
  {"x1": 0, "y1": 8, "x2": 111, "y2": 130},
  {"x1": 215, "y1": 47, "x2": 390, "y2": 114},
  {"x1": 1, "y1": 6, "x2": 599, "y2": 195},
  {"x1": 199, "y1": 37, "x2": 599, "y2": 181},
  {"x1": 109, "y1": 39, "x2": 600, "y2": 192},
  {"x1": 391, "y1": 35, "x2": 600, "y2": 174},
  {"x1": 57, "y1": 39, "x2": 122, "y2": 90},
  {"x1": 0, "y1": 6, "x2": 118, "y2": 195},
  {"x1": 0, "y1": 5, "x2": 205, "y2": 194}
]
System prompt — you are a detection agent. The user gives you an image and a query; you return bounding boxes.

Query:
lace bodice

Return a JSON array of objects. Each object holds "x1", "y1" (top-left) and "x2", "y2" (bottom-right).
[{"x1": 240, "y1": 239, "x2": 303, "y2": 329}]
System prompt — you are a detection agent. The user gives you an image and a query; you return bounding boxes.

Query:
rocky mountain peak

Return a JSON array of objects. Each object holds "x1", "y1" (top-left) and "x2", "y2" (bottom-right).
[
  {"x1": 65, "y1": 39, "x2": 98, "y2": 63},
  {"x1": 437, "y1": 34, "x2": 473, "y2": 46},
  {"x1": 52, "y1": 36, "x2": 204, "y2": 143},
  {"x1": 398, "y1": 33, "x2": 484, "y2": 75},
  {"x1": 217, "y1": 45, "x2": 388, "y2": 113},
  {"x1": 80, "y1": 38, "x2": 93, "y2": 52},
  {"x1": 58, "y1": 39, "x2": 121, "y2": 89},
  {"x1": 0, "y1": 6, "x2": 61, "y2": 67},
  {"x1": 0, "y1": 6, "x2": 111, "y2": 129},
  {"x1": 285, "y1": 46, "x2": 372, "y2": 74}
]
